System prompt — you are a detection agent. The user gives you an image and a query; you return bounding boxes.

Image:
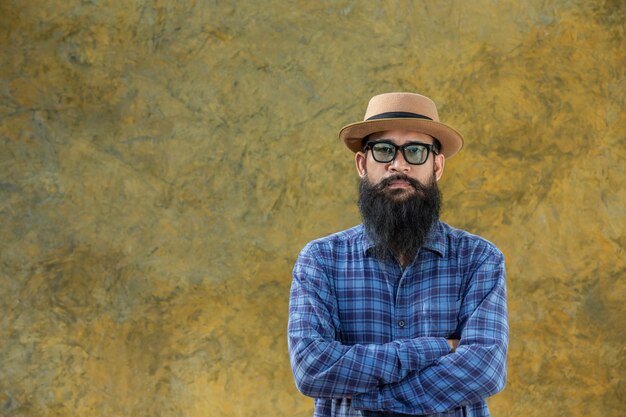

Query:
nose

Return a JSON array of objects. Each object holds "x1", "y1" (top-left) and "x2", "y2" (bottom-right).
[{"x1": 389, "y1": 150, "x2": 411, "y2": 172}]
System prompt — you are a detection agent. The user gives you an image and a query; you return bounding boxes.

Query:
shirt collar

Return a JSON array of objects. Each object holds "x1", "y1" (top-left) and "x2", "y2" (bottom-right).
[
  {"x1": 361, "y1": 221, "x2": 447, "y2": 258},
  {"x1": 422, "y1": 221, "x2": 447, "y2": 257},
  {"x1": 361, "y1": 227, "x2": 376, "y2": 255}
]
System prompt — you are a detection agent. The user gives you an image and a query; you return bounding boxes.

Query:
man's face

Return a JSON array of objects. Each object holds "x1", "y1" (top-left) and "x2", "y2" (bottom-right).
[
  {"x1": 356, "y1": 131, "x2": 444, "y2": 261},
  {"x1": 355, "y1": 129, "x2": 445, "y2": 196}
]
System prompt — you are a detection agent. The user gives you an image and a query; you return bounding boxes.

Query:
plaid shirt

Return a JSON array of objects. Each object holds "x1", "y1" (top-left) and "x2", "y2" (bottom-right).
[{"x1": 288, "y1": 221, "x2": 508, "y2": 417}]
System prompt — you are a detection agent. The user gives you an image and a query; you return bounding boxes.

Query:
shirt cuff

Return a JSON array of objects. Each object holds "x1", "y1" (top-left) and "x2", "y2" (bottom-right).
[{"x1": 396, "y1": 337, "x2": 451, "y2": 371}]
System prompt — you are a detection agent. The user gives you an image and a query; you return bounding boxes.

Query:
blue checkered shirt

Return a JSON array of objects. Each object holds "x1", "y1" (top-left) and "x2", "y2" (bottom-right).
[{"x1": 288, "y1": 221, "x2": 508, "y2": 417}]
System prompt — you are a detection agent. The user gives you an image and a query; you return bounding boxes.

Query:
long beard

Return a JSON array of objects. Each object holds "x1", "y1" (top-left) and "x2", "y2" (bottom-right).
[{"x1": 358, "y1": 173, "x2": 441, "y2": 262}]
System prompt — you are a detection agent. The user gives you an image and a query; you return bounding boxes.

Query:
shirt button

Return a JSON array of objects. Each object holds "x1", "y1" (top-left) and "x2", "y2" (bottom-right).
[{"x1": 398, "y1": 320, "x2": 405, "y2": 327}]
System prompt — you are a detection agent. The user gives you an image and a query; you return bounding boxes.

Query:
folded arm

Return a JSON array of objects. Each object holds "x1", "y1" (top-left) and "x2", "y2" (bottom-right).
[{"x1": 352, "y1": 250, "x2": 508, "y2": 414}]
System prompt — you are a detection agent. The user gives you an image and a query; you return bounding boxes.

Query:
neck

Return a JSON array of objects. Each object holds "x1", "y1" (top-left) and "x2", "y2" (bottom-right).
[{"x1": 396, "y1": 251, "x2": 414, "y2": 268}]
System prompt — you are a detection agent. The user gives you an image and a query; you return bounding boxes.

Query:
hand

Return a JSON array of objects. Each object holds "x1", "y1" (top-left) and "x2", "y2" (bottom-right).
[{"x1": 447, "y1": 339, "x2": 460, "y2": 352}]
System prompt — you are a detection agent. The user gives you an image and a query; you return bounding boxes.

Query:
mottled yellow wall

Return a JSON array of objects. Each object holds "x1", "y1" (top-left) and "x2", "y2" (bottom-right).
[{"x1": 0, "y1": 1, "x2": 624, "y2": 416}]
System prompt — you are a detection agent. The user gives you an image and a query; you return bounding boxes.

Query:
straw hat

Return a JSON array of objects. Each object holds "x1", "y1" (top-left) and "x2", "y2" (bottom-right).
[{"x1": 339, "y1": 92, "x2": 464, "y2": 158}]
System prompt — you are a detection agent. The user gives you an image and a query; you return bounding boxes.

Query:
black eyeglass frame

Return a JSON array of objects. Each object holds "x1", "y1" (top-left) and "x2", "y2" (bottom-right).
[{"x1": 362, "y1": 139, "x2": 441, "y2": 166}]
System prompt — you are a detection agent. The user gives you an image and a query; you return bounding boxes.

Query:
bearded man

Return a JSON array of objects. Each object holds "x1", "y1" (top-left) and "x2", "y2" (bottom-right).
[{"x1": 288, "y1": 92, "x2": 508, "y2": 417}]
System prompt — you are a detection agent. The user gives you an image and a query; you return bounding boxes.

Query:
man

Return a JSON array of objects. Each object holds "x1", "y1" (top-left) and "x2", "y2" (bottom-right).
[{"x1": 287, "y1": 92, "x2": 508, "y2": 417}]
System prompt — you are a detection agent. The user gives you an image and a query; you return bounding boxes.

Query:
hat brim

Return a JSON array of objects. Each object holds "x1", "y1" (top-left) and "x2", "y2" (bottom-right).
[{"x1": 339, "y1": 118, "x2": 464, "y2": 159}]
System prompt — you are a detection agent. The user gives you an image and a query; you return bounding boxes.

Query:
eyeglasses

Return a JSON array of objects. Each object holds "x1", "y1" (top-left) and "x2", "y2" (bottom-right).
[{"x1": 364, "y1": 140, "x2": 439, "y2": 165}]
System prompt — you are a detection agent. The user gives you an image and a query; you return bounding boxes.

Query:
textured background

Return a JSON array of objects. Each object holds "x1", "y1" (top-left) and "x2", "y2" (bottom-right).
[{"x1": 1, "y1": 1, "x2": 624, "y2": 416}]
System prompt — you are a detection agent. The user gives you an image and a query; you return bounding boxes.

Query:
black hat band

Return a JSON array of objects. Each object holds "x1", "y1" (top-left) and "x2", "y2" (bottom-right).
[{"x1": 366, "y1": 112, "x2": 433, "y2": 121}]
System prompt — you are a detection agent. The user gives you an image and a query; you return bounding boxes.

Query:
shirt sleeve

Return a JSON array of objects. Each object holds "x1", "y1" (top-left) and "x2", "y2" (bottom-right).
[
  {"x1": 288, "y1": 242, "x2": 451, "y2": 399},
  {"x1": 351, "y1": 249, "x2": 508, "y2": 414}
]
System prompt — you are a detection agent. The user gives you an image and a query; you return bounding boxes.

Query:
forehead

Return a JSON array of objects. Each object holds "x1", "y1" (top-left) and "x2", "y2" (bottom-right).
[{"x1": 369, "y1": 129, "x2": 435, "y2": 145}]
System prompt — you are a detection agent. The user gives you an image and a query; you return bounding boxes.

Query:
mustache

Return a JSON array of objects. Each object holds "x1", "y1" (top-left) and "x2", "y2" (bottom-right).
[{"x1": 377, "y1": 174, "x2": 423, "y2": 191}]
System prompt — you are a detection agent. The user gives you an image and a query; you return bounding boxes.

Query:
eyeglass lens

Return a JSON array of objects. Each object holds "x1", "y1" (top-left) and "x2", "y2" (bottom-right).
[{"x1": 370, "y1": 142, "x2": 430, "y2": 165}]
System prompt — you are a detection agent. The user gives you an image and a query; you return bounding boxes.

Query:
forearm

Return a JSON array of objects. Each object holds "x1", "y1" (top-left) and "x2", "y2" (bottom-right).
[
  {"x1": 288, "y1": 320, "x2": 451, "y2": 398},
  {"x1": 351, "y1": 340, "x2": 507, "y2": 414}
]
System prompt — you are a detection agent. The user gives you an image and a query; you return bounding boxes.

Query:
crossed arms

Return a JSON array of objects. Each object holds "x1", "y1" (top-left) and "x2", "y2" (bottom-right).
[{"x1": 287, "y1": 243, "x2": 508, "y2": 415}]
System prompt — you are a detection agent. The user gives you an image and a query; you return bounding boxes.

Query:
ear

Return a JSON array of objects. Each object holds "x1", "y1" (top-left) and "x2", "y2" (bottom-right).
[
  {"x1": 355, "y1": 151, "x2": 367, "y2": 178},
  {"x1": 434, "y1": 153, "x2": 445, "y2": 181}
]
